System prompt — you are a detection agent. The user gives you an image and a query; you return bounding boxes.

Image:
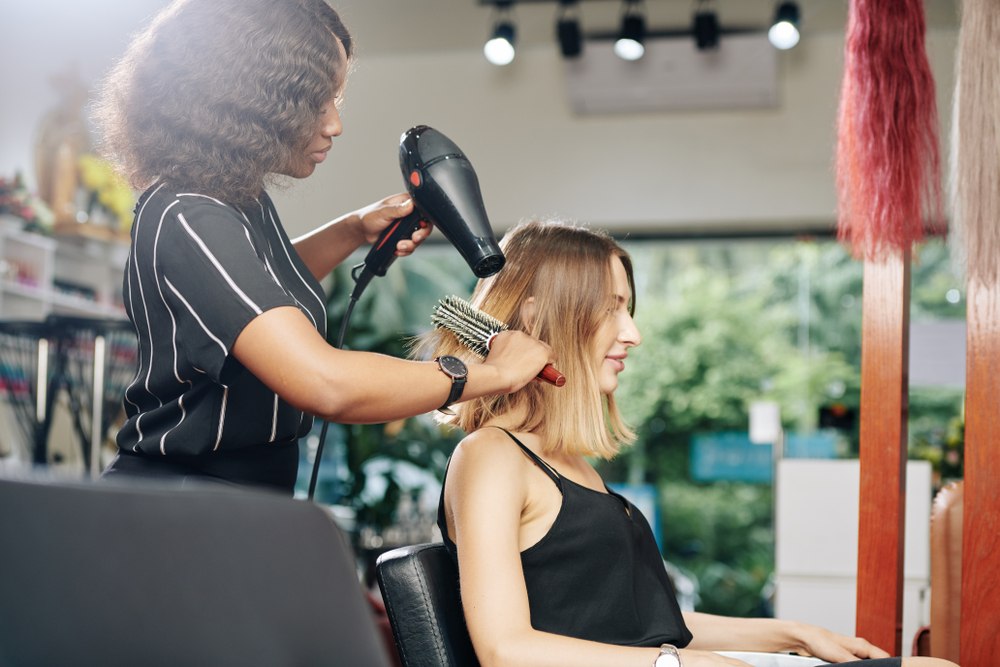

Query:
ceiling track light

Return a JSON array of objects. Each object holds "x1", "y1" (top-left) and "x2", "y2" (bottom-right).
[
  {"x1": 768, "y1": 1, "x2": 801, "y2": 50},
  {"x1": 692, "y1": 1, "x2": 720, "y2": 51},
  {"x1": 478, "y1": 0, "x2": 803, "y2": 60},
  {"x1": 613, "y1": 0, "x2": 646, "y2": 61},
  {"x1": 484, "y1": 0, "x2": 517, "y2": 66},
  {"x1": 556, "y1": 0, "x2": 583, "y2": 59}
]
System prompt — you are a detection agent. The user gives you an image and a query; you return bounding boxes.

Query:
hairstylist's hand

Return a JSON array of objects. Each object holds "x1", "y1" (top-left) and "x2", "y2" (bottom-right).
[
  {"x1": 354, "y1": 193, "x2": 433, "y2": 256},
  {"x1": 785, "y1": 623, "x2": 890, "y2": 663},
  {"x1": 482, "y1": 330, "x2": 553, "y2": 393},
  {"x1": 679, "y1": 650, "x2": 753, "y2": 667}
]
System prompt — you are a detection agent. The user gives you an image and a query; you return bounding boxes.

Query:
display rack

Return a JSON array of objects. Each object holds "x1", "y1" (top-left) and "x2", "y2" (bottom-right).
[
  {"x1": 0, "y1": 315, "x2": 136, "y2": 475},
  {"x1": 0, "y1": 215, "x2": 128, "y2": 320},
  {"x1": 0, "y1": 320, "x2": 54, "y2": 464}
]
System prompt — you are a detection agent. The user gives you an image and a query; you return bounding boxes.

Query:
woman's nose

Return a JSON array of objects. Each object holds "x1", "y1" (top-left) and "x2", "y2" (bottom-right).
[
  {"x1": 322, "y1": 107, "x2": 342, "y2": 138},
  {"x1": 620, "y1": 313, "x2": 641, "y2": 347}
]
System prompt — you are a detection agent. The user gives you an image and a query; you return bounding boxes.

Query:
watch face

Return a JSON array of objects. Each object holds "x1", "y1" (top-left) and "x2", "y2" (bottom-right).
[
  {"x1": 654, "y1": 646, "x2": 680, "y2": 667},
  {"x1": 438, "y1": 355, "x2": 468, "y2": 378}
]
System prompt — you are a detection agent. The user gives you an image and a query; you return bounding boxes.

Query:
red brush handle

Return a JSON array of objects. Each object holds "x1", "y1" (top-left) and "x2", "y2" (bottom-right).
[
  {"x1": 539, "y1": 364, "x2": 566, "y2": 387},
  {"x1": 486, "y1": 333, "x2": 565, "y2": 387}
]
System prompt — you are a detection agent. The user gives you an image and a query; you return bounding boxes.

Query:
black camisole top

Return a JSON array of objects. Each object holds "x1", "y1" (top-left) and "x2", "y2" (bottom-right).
[{"x1": 437, "y1": 429, "x2": 693, "y2": 648}]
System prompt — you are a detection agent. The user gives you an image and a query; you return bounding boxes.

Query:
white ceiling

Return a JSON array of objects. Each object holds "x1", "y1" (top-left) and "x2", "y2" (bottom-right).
[{"x1": 334, "y1": 0, "x2": 959, "y2": 58}]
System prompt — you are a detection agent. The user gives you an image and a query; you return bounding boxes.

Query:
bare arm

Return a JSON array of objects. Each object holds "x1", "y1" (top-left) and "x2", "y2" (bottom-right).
[
  {"x1": 292, "y1": 193, "x2": 430, "y2": 281},
  {"x1": 231, "y1": 306, "x2": 549, "y2": 423},
  {"x1": 682, "y1": 612, "x2": 890, "y2": 662},
  {"x1": 446, "y1": 431, "x2": 750, "y2": 667}
]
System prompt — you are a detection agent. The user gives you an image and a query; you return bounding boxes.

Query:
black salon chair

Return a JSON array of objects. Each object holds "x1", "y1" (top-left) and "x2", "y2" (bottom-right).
[
  {"x1": 376, "y1": 542, "x2": 480, "y2": 667},
  {"x1": 0, "y1": 472, "x2": 391, "y2": 667}
]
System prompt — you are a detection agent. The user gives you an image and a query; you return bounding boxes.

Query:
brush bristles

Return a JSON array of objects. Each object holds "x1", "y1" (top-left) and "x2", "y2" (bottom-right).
[{"x1": 431, "y1": 295, "x2": 509, "y2": 358}]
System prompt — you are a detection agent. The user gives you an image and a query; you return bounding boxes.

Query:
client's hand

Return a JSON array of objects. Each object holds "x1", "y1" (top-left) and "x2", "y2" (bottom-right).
[{"x1": 788, "y1": 623, "x2": 890, "y2": 663}]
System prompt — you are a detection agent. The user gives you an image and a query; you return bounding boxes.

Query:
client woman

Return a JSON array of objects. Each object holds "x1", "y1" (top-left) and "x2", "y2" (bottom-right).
[{"x1": 423, "y1": 219, "x2": 958, "y2": 667}]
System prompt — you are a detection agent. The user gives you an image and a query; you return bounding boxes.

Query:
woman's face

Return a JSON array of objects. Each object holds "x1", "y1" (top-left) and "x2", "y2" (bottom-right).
[
  {"x1": 594, "y1": 255, "x2": 641, "y2": 395},
  {"x1": 282, "y1": 40, "x2": 347, "y2": 179}
]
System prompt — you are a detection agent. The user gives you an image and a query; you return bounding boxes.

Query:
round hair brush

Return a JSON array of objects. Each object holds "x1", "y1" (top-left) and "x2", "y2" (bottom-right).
[{"x1": 431, "y1": 295, "x2": 566, "y2": 387}]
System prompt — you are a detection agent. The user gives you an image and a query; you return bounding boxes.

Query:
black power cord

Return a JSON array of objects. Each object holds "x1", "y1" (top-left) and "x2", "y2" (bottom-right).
[{"x1": 306, "y1": 262, "x2": 368, "y2": 502}]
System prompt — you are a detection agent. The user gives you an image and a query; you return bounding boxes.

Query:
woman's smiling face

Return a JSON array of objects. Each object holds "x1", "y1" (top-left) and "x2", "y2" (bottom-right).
[{"x1": 594, "y1": 255, "x2": 641, "y2": 396}]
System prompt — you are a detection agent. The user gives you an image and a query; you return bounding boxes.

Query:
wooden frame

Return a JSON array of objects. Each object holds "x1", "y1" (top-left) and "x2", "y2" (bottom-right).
[
  {"x1": 960, "y1": 280, "x2": 1000, "y2": 664},
  {"x1": 855, "y1": 250, "x2": 910, "y2": 655}
]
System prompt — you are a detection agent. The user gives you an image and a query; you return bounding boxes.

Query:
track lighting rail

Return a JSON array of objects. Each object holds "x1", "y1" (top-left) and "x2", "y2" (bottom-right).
[{"x1": 478, "y1": 0, "x2": 801, "y2": 65}]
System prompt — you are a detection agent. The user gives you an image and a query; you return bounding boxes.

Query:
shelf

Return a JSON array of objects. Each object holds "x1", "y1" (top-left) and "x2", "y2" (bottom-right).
[
  {"x1": 50, "y1": 291, "x2": 126, "y2": 319},
  {"x1": 2, "y1": 280, "x2": 49, "y2": 301},
  {"x1": 0, "y1": 216, "x2": 128, "y2": 322},
  {"x1": 54, "y1": 222, "x2": 130, "y2": 245}
]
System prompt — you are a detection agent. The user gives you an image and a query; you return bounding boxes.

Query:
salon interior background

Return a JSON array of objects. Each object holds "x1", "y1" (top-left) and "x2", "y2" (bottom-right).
[
  {"x1": 2, "y1": 0, "x2": 960, "y2": 241},
  {"x1": 1, "y1": 0, "x2": 966, "y2": 643}
]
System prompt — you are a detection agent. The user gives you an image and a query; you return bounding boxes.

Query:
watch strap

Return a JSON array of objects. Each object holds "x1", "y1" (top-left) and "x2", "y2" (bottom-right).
[
  {"x1": 435, "y1": 356, "x2": 468, "y2": 413},
  {"x1": 439, "y1": 375, "x2": 466, "y2": 412}
]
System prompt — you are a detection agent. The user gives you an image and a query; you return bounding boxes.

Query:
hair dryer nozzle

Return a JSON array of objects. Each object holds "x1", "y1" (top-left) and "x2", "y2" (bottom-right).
[{"x1": 399, "y1": 125, "x2": 505, "y2": 278}]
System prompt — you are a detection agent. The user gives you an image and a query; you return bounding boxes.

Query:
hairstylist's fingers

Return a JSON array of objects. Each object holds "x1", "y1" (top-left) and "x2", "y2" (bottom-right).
[
  {"x1": 357, "y1": 193, "x2": 414, "y2": 243},
  {"x1": 484, "y1": 330, "x2": 552, "y2": 392},
  {"x1": 394, "y1": 220, "x2": 434, "y2": 256}
]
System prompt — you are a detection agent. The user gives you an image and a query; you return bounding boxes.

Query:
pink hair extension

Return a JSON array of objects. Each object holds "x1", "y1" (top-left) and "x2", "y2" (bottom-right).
[
  {"x1": 835, "y1": 0, "x2": 944, "y2": 259},
  {"x1": 950, "y1": 0, "x2": 1000, "y2": 287}
]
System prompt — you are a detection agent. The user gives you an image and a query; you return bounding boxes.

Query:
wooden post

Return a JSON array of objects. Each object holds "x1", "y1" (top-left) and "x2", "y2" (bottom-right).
[
  {"x1": 960, "y1": 279, "x2": 1000, "y2": 666},
  {"x1": 855, "y1": 249, "x2": 910, "y2": 655}
]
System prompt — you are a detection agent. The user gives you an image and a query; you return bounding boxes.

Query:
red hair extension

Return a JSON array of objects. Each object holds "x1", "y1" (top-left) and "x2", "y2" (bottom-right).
[
  {"x1": 950, "y1": 0, "x2": 1000, "y2": 287},
  {"x1": 835, "y1": 0, "x2": 944, "y2": 259}
]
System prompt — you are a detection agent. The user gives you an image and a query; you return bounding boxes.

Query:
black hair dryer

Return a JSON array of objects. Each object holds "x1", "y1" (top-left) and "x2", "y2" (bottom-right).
[{"x1": 352, "y1": 125, "x2": 506, "y2": 298}]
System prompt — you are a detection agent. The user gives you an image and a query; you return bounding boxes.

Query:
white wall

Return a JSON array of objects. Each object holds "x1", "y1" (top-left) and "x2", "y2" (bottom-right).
[
  {"x1": 775, "y1": 459, "x2": 933, "y2": 656},
  {"x1": 1, "y1": 1, "x2": 958, "y2": 238}
]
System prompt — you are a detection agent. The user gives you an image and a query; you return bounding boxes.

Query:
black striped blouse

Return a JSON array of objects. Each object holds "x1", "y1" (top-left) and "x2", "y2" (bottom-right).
[{"x1": 116, "y1": 183, "x2": 327, "y2": 457}]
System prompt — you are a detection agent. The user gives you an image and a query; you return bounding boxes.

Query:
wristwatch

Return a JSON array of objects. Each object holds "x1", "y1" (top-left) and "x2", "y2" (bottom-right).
[
  {"x1": 653, "y1": 644, "x2": 681, "y2": 667},
  {"x1": 434, "y1": 355, "x2": 468, "y2": 413}
]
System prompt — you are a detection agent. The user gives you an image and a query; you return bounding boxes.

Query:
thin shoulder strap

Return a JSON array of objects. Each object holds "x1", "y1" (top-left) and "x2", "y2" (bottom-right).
[
  {"x1": 436, "y1": 455, "x2": 454, "y2": 541},
  {"x1": 494, "y1": 428, "x2": 562, "y2": 488}
]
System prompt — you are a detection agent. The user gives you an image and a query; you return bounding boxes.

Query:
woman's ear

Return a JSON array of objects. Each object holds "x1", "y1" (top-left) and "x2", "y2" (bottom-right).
[{"x1": 519, "y1": 296, "x2": 537, "y2": 332}]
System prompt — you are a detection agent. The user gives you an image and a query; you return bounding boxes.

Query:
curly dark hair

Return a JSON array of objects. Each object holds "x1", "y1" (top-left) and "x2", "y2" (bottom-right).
[{"x1": 92, "y1": 0, "x2": 352, "y2": 204}]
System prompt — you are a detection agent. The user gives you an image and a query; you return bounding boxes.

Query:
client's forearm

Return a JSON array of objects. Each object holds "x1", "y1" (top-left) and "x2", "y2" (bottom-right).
[
  {"x1": 472, "y1": 628, "x2": 661, "y2": 667},
  {"x1": 681, "y1": 612, "x2": 801, "y2": 653}
]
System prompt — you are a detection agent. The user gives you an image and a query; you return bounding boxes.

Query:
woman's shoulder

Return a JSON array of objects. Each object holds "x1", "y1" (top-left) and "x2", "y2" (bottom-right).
[
  {"x1": 136, "y1": 185, "x2": 254, "y2": 235},
  {"x1": 450, "y1": 427, "x2": 531, "y2": 478},
  {"x1": 139, "y1": 183, "x2": 248, "y2": 216},
  {"x1": 446, "y1": 428, "x2": 535, "y2": 509}
]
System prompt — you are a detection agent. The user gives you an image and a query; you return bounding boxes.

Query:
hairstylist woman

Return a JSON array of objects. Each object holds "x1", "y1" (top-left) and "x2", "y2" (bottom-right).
[{"x1": 94, "y1": 0, "x2": 552, "y2": 493}]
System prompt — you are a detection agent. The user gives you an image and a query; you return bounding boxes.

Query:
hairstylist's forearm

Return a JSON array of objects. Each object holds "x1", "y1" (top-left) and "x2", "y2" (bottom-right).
[
  {"x1": 292, "y1": 195, "x2": 422, "y2": 281},
  {"x1": 232, "y1": 307, "x2": 544, "y2": 423},
  {"x1": 307, "y1": 353, "x2": 517, "y2": 424},
  {"x1": 292, "y1": 211, "x2": 367, "y2": 280}
]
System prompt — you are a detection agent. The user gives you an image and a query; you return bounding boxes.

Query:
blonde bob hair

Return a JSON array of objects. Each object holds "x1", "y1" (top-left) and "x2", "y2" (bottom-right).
[{"x1": 425, "y1": 218, "x2": 636, "y2": 460}]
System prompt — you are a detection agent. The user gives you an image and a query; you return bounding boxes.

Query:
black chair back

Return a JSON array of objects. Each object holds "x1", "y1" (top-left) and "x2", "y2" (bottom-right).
[
  {"x1": 0, "y1": 473, "x2": 391, "y2": 667},
  {"x1": 376, "y1": 542, "x2": 480, "y2": 667}
]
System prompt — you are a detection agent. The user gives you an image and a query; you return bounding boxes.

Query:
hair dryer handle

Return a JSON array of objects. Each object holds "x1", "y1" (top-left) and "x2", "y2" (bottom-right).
[
  {"x1": 361, "y1": 210, "x2": 424, "y2": 278},
  {"x1": 350, "y1": 210, "x2": 424, "y2": 301}
]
